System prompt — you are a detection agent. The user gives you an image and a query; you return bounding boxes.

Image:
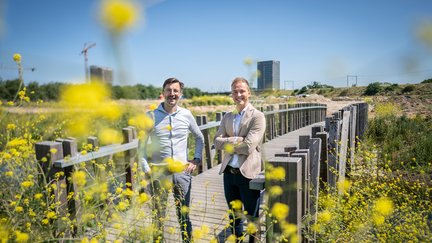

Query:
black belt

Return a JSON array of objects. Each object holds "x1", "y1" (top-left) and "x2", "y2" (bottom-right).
[{"x1": 225, "y1": 165, "x2": 241, "y2": 175}]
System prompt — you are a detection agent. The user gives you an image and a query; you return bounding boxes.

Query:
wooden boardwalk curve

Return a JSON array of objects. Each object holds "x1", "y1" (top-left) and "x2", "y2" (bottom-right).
[{"x1": 108, "y1": 122, "x2": 324, "y2": 242}]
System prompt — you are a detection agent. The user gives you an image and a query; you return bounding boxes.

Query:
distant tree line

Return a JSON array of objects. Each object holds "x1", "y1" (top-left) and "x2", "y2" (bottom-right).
[{"x1": 0, "y1": 79, "x2": 206, "y2": 101}]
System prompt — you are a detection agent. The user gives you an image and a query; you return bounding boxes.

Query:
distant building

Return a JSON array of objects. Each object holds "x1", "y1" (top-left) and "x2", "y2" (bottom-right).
[
  {"x1": 257, "y1": 60, "x2": 280, "y2": 90},
  {"x1": 90, "y1": 65, "x2": 113, "y2": 84}
]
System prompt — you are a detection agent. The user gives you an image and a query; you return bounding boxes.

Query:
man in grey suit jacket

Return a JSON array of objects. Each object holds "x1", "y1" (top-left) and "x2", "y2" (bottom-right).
[{"x1": 214, "y1": 77, "x2": 266, "y2": 242}]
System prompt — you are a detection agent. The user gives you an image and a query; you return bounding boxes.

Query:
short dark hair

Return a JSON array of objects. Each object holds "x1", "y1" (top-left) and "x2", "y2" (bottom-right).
[{"x1": 162, "y1": 77, "x2": 184, "y2": 91}]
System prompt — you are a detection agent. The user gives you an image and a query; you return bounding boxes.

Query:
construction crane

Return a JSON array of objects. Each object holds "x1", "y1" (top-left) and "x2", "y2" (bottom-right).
[{"x1": 80, "y1": 42, "x2": 96, "y2": 82}]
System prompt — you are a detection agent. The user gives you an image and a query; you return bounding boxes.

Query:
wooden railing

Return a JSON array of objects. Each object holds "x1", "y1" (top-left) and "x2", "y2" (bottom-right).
[
  {"x1": 250, "y1": 102, "x2": 369, "y2": 241},
  {"x1": 33, "y1": 102, "x2": 327, "y2": 234}
]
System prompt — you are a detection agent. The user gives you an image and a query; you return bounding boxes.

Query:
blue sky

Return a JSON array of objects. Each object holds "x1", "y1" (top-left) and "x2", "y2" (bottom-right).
[{"x1": 1, "y1": 0, "x2": 432, "y2": 92}]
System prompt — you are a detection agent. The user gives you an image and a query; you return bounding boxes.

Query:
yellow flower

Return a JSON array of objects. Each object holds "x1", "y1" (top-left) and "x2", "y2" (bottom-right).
[
  {"x1": 269, "y1": 185, "x2": 283, "y2": 197},
  {"x1": 15, "y1": 206, "x2": 24, "y2": 213},
  {"x1": 7, "y1": 101, "x2": 14, "y2": 106},
  {"x1": 318, "y1": 210, "x2": 332, "y2": 223},
  {"x1": 117, "y1": 201, "x2": 129, "y2": 211},
  {"x1": 15, "y1": 230, "x2": 29, "y2": 243},
  {"x1": 5, "y1": 171, "x2": 13, "y2": 177},
  {"x1": 13, "y1": 53, "x2": 22, "y2": 63},
  {"x1": 50, "y1": 148, "x2": 57, "y2": 154},
  {"x1": 271, "y1": 202, "x2": 289, "y2": 221},
  {"x1": 149, "y1": 103, "x2": 157, "y2": 111},
  {"x1": 373, "y1": 214, "x2": 385, "y2": 226},
  {"x1": 138, "y1": 192, "x2": 150, "y2": 204},
  {"x1": 266, "y1": 167, "x2": 285, "y2": 181},
  {"x1": 246, "y1": 222, "x2": 257, "y2": 234},
  {"x1": 165, "y1": 157, "x2": 186, "y2": 173},
  {"x1": 337, "y1": 179, "x2": 351, "y2": 194},
  {"x1": 21, "y1": 181, "x2": 34, "y2": 188},
  {"x1": 72, "y1": 171, "x2": 87, "y2": 187},
  {"x1": 226, "y1": 234, "x2": 237, "y2": 242},
  {"x1": 192, "y1": 225, "x2": 209, "y2": 240},
  {"x1": 128, "y1": 114, "x2": 154, "y2": 130},
  {"x1": 243, "y1": 57, "x2": 253, "y2": 66},
  {"x1": 374, "y1": 197, "x2": 394, "y2": 217},
  {"x1": 6, "y1": 124, "x2": 16, "y2": 130},
  {"x1": 122, "y1": 188, "x2": 134, "y2": 197},
  {"x1": 223, "y1": 143, "x2": 234, "y2": 154},
  {"x1": 230, "y1": 199, "x2": 242, "y2": 211},
  {"x1": 34, "y1": 193, "x2": 43, "y2": 200},
  {"x1": 181, "y1": 205, "x2": 190, "y2": 215},
  {"x1": 99, "y1": 0, "x2": 140, "y2": 34},
  {"x1": 99, "y1": 128, "x2": 122, "y2": 144},
  {"x1": 46, "y1": 211, "x2": 56, "y2": 219},
  {"x1": 81, "y1": 237, "x2": 89, "y2": 243}
]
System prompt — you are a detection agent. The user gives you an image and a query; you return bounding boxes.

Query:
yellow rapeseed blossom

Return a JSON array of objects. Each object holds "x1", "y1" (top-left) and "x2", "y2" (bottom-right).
[
  {"x1": 165, "y1": 157, "x2": 186, "y2": 173},
  {"x1": 117, "y1": 200, "x2": 129, "y2": 211},
  {"x1": 246, "y1": 222, "x2": 257, "y2": 234},
  {"x1": 6, "y1": 138, "x2": 27, "y2": 148},
  {"x1": 271, "y1": 202, "x2": 289, "y2": 221},
  {"x1": 243, "y1": 57, "x2": 253, "y2": 66},
  {"x1": 46, "y1": 211, "x2": 56, "y2": 219},
  {"x1": 99, "y1": 0, "x2": 140, "y2": 34},
  {"x1": 21, "y1": 181, "x2": 34, "y2": 188},
  {"x1": 15, "y1": 206, "x2": 23, "y2": 213},
  {"x1": 128, "y1": 114, "x2": 154, "y2": 130},
  {"x1": 230, "y1": 199, "x2": 242, "y2": 211},
  {"x1": 226, "y1": 234, "x2": 237, "y2": 242},
  {"x1": 192, "y1": 225, "x2": 210, "y2": 240},
  {"x1": 374, "y1": 102, "x2": 400, "y2": 117},
  {"x1": 223, "y1": 143, "x2": 234, "y2": 154},
  {"x1": 99, "y1": 128, "x2": 122, "y2": 144},
  {"x1": 15, "y1": 230, "x2": 29, "y2": 243},
  {"x1": 181, "y1": 205, "x2": 190, "y2": 215},
  {"x1": 280, "y1": 222, "x2": 297, "y2": 237},
  {"x1": 266, "y1": 167, "x2": 286, "y2": 181},
  {"x1": 6, "y1": 124, "x2": 16, "y2": 130},
  {"x1": 318, "y1": 210, "x2": 332, "y2": 224},
  {"x1": 337, "y1": 179, "x2": 351, "y2": 194},
  {"x1": 374, "y1": 197, "x2": 394, "y2": 217},
  {"x1": 13, "y1": 53, "x2": 22, "y2": 63},
  {"x1": 417, "y1": 21, "x2": 432, "y2": 49},
  {"x1": 72, "y1": 170, "x2": 87, "y2": 187},
  {"x1": 138, "y1": 192, "x2": 150, "y2": 204},
  {"x1": 149, "y1": 103, "x2": 157, "y2": 111},
  {"x1": 269, "y1": 185, "x2": 283, "y2": 197}
]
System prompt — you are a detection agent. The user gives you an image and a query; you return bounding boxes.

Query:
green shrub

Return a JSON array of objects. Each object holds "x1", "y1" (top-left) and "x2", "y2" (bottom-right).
[
  {"x1": 401, "y1": 85, "x2": 415, "y2": 93},
  {"x1": 364, "y1": 82, "x2": 382, "y2": 96}
]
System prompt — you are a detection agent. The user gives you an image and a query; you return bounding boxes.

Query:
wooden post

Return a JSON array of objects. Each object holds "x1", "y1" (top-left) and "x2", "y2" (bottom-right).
[
  {"x1": 201, "y1": 115, "x2": 213, "y2": 170},
  {"x1": 215, "y1": 112, "x2": 223, "y2": 165},
  {"x1": 328, "y1": 119, "x2": 340, "y2": 190},
  {"x1": 338, "y1": 110, "x2": 351, "y2": 185},
  {"x1": 57, "y1": 138, "x2": 80, "y2": 235},
  {"x1": 35, "y1": 141, "x2": 68, "y2": 234},
  {"x1": 123, "y1": 127, "x2": 137, "y2": 191},
  {"x1": 266, "y1": 157, "x2": 302, "y2": 242},
  {"x1": 315, "y1": 132, "x2": 328, "y2": 187}
]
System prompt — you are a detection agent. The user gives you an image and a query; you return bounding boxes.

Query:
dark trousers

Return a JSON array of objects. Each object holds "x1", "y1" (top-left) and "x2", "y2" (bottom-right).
[{"x1": 223, "y1": 170, "x2": 261, "y2": 241}]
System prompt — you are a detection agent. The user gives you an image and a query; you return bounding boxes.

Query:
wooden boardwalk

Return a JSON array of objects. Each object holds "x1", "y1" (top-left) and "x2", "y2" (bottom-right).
[{"x1": 110, "y1": 122, "x2": 324, "y2": 242}]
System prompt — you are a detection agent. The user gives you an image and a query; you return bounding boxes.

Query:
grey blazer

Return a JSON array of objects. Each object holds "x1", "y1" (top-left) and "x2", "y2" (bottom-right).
[{"x1": 214, "y1": 104, "x2": 266, "y2": 179}]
